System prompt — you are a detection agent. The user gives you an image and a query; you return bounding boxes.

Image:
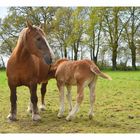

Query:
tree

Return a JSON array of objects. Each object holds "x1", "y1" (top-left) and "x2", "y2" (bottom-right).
[
  {"x1": 0, "y1": 56, "x2": 5, "y2": 68},
  {"x1": 67, "y1": 7, "x2": 86, "y2": 60},
  {"x1": 49, "y1": 7, "x2": 73, "y2": 58},
  {"x1": 123, "y1": 7, "x2": 140, "y2": 70},
  {"x1": 85, "y1": 7, "x2": 105, "y2": 64},
  {"x1": 1, "y1": 7, "x2": 140, "y2": 70},
  {"x1": 104, "y1": 7, "x2": 131, "y2": 70},
  {"x1": 0, "y1": 7, "x2": 56, "y2": 56}
]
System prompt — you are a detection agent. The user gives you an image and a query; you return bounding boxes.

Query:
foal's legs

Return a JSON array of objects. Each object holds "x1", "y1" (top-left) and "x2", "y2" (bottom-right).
[
  {"x1": 66, "y1": 83, "x2": 84, "y2": 121},
  {"x1": 66, "y1": 85, "x2": 73, "y2": 112},
  {"x1": 29, "y1": 83, "x2": 41, "y2": 121},
  {"x1": 39, "y1": 83, "x2": 47, "y2": 111},
  {"x1": 57, "y1": 82, "x2": 65, "y2": 118},
  {"x1": 88, "y1": 76, "x2": 97, "y2": 120},
  {"x1": 7, "y1": 84, "x2": 17, "y2": 121}
]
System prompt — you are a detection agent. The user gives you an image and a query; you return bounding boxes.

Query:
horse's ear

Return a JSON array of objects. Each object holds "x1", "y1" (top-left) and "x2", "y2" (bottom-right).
[{"x1": 26, "y1": 20, "x2": 33, "y2": 29}]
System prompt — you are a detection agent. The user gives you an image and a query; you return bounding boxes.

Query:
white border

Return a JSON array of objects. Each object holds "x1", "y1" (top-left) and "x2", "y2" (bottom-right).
[
  {"x1": 0, "y1": 0, "x2": 140, "y2": 6},
  {"x1": 0, "y1": 1, "x2": 140, "y2": 140},
  {"x1": 0, "y1": 134, "x2": 140, "y2": 140}
]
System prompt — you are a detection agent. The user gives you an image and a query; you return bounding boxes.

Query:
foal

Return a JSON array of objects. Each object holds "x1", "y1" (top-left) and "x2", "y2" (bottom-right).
[
  {"x1": 6, "y1": 21, "x2": 54, "y2": 121},
  {"x1": 41, "y1": 58, "x2": 112, "y2": 121}
]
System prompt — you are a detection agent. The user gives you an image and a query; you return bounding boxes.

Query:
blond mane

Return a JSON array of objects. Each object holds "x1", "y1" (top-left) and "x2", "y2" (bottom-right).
[{"x1": 17, "y1": 28, "x2": 28, "y2": 48}]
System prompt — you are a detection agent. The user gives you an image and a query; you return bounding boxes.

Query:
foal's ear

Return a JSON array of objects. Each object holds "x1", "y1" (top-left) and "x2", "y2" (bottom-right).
[{"x1": 26, "y1": 20, "x2": 33, "y2": 29}]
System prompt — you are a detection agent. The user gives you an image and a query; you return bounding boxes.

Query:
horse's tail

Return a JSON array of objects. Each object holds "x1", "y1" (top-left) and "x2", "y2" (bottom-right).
[{"x1": 90, "y1": 65, "x2": 112, "y2": 80}]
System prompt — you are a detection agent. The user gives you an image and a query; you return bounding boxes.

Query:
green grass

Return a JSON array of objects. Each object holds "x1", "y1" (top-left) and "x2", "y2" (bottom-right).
[{"x1": 0, "y1": 70, "x2": 140, "y2": 133}]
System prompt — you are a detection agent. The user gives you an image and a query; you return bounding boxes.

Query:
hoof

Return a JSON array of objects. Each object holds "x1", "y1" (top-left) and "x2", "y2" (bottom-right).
[
  {"x1": 27, "y1": 107, "x2": 32, "y2": 114},
  {"x1": 89, "y1": 113, "x2": 94, "y2": 120},
  {"x1": 7, "y1": 113, "x2": 17, "y2": 122},
  {"x1": 89, "y1": 115, "x2": 93, "y2": 120},
  {"x1": 39, "y1": 104, "x2": 46, "y2": 111},
  {"x1": 66, "y1": 115, "x2": 72, "y2": 121},
  {"x1": 32, "y1": 114, "x2": 41, "y2": 121},
  {"x1": 57, "y1": 113, "x2": 64, "y2": 119}
]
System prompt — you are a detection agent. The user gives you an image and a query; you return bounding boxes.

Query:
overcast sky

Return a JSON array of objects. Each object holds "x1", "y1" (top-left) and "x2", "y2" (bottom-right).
[
  {"x1": 0, "y1": 7, "x2": 8, "y2": 66},
  {"x1": 0, "y1": 7, "x2": 8, "y2": 19}
]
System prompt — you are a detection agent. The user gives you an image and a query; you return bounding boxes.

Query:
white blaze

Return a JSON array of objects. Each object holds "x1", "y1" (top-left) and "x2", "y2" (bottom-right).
[{"x1": 43, "y1": 37, "x2": 55, "y2": 60}]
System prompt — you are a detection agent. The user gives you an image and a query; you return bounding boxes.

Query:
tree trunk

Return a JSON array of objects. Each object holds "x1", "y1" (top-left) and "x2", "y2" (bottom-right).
[
  {"x1": 74, "y1": 49, "x2": 78, "y2": 60},
  {"x1": 130, "y1": 7, "x2": 136, "y2": 70},
  {"x1": 64, "y1": 45, "x2": 67, "y2": 58},
  {"x1": 90, "y1": 47, "x2": 93, "y2": 60},
  {"x1": 71, "y1": 47, "x2": 74, "y2": 60},
  {"x1": 95, "y1": 22, "x2": 102, "y2": 64},
  {"x1": 89, "y1": 29, "x2": 95, "y2": 61},
  {"x1": 74, "y1": 52, "x2": 78, "y2": 60},
  {"x1": 94, "y1": 56, "x2": 97, "y2": 64},
  {"x1": 73, "y1": 42, "x2": 78, "y2": 60},
  {"x1": 112, "y1": 45, "x2": 117, "y2": 70},
  {"x1": 112, "y1": 8, "x2": 119, "y2": 71},
  {"x1": 131, "y1": 45, "x2": 136, "y2": 70}
]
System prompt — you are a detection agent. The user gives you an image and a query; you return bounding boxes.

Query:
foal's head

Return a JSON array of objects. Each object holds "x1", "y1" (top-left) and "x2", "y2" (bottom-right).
[{"x1": 21, "y1": 21, "x2": 54, "y2": 64}]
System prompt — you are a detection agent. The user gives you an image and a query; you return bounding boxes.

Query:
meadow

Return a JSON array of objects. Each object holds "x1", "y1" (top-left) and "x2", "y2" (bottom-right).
[{"x1": 0, "y1": 70, "x2": 140, "y2": 133}]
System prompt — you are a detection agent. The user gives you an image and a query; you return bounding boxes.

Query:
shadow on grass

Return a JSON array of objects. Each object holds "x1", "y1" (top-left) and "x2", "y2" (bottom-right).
[{"x1": 1, "y1": 109, "x2": 127, "y2": 133}]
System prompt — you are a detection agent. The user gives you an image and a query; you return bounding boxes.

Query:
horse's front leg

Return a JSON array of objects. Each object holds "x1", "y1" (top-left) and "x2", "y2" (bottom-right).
[
  {"x1": 29, "y1": 83, "x2": 41, "y2": 121},
  {"x1": 66, "y1": 83, "x2": 84, "y2": 121},
  {"x1": 39, "y1": 82, "x2": 48, "y2": 111},
  {"x1": 7, "y1": 84, "x2": 17, "y2": 121},
  {"x1": 57, "y1": 81, "x2": 65, "y2": 118}
]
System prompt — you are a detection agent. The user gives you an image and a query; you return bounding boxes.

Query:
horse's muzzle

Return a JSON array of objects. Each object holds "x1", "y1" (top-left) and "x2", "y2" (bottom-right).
[{"x1": 44, "y1": 55, "x2": 52, "y2": 65}]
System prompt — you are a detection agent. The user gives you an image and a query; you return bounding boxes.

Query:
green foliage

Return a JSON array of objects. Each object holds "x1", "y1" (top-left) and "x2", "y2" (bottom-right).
[
  {"x1": 0, "y1": 7, "x2": 140, "y2": 69},
  {"x1": 0, "y1": 7, "x2": 56, "y2": 56}
]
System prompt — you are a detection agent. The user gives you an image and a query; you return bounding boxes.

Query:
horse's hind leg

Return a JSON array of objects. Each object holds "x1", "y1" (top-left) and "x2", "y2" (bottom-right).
[
  {"x1": 88, "y1": 76, "x2": 97, "y2": 120},
  {"x1": 39, "y1": 82, "x2": 47, "y2": 111},
  {"x1": 7, "y1": 84, "x2": 17, "y2": 121},
  {"x1": 66, "y1": 85, "x2": 73, "y2": 112},
  {"x1": 29, "y1": 83, "x2": 41, "y2": 121}
]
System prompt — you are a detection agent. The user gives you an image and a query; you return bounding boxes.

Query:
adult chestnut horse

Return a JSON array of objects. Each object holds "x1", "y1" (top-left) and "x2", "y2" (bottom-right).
[{"x1": 6, "y1": 21, "x2": 54, "y2": 121}]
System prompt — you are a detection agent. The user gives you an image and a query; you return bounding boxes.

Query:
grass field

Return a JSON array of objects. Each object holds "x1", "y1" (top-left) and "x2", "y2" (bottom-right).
[{"x1": 0, "y1": 70, "x2": 140, "y2": 133}]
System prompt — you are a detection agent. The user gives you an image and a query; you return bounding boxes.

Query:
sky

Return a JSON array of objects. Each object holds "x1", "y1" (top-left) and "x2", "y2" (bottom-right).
[
  {"x1": 0, "y1": 7, "x2": 8, "y2": 19},
  {"x1": 0, "y1": 7, "x2": 8, "y2": 66},
  {"x1": 0, "y1": 0, "x2": 140, "y2": 6}
]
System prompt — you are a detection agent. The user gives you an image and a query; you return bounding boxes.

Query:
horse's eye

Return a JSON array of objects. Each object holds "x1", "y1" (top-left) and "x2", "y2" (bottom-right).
[{"x1": 37, "y1": 37, "x2": 41, "y2": 41}]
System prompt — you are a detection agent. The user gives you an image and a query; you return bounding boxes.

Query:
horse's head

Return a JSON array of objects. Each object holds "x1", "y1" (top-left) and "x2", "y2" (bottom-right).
[{"x1": 22, "y1": 21, "x2": 54, "y2": 64}]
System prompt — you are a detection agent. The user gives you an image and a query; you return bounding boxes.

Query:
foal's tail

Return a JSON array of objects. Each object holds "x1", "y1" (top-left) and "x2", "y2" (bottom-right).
[{"x1": 90, "y1": 65, "x2": 112, "y2": 80}]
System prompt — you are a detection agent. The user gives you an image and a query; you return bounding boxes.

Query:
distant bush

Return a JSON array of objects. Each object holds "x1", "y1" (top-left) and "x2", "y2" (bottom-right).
[
  {"x1": 97, "y1": 61, "x2": 140, "y2": 71},
  {"x1": 0, "y1": 67, "x2": 6, "y2": 71}
]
